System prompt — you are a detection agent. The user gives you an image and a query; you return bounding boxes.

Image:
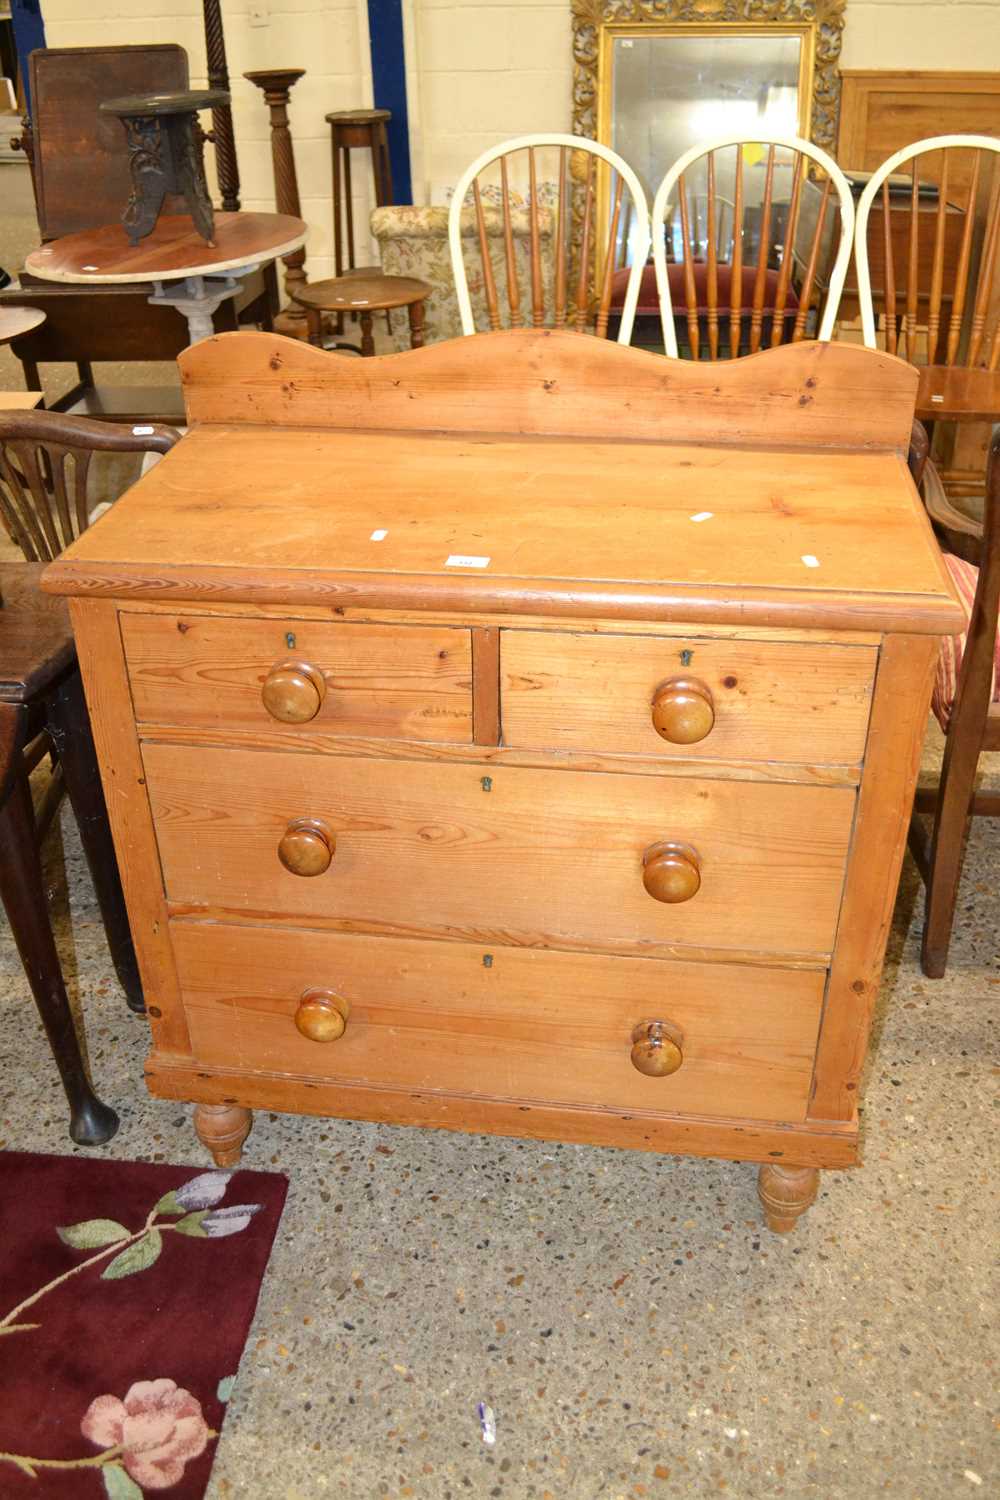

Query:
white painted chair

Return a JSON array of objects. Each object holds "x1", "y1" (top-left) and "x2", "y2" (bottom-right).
[
  {"x1": 447, "y1": 134, "x2": 651, "y2": 344},
  {"x1": 651, "y1": 134, "x2": 855, "y2": 359}
]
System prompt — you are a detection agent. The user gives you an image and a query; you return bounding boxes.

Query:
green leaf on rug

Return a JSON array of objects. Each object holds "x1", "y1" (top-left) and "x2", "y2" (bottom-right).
[
  {"x1": 173, "y1": 1211, "x2": 208, "y2": 1237},
  {"x1": 217, "y1": 1374, "x2": 236, "y2": 1403},
  {"x1": 57, "y1": 1219, "x2": 130, "y2": 1249},
  {"x1": 102, "y1": 1228, "x2": 162, "y2": 1279},
  {"x1": 153, "y1": 1189, "x2": 182, "y2": 1215},
  {"x1": 102, "y1": 1463, "x2": 143, "y2": 1499}
]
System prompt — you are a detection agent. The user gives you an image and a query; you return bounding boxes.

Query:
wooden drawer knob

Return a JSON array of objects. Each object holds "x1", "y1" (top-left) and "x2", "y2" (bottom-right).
[
  {"x1": 295, "y1": 988, "x2": 350, "y2": 1042},
  {"x1": 262, "y1": 660, "x2": 326, "y2": 723},
  {"x1": 630, "y1": 1019, "x2": 684, "y2": 1077},
  {"x1": 651, "y1": 677, "x2": 715, "y2": 744},
  {"x1": 642, "y1": 841, "x2": 701, "y2": 903},
  {"x1": 278, "y1": 817, "x2": 335, "y2": 876}
]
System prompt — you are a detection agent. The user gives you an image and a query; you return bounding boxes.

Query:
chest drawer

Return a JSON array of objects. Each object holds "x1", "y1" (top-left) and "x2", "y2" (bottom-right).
[
  {"x1": 144, "y1": 744, "x2": 855, "y2": 959},
  {"x1": 174, "y1": 923, "x2": 825, "y2": 1124},
  {"x1": 501, "y1": 631, "x2": 877, "y2": 765},
  {"x1": 121, "y1": 613, "x2": 474, "y2": 744}
]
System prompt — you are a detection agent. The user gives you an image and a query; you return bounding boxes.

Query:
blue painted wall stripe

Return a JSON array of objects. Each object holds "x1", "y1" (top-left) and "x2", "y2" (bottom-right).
[
  {"x1": 10, "y1": 0, "x2": 45, "y2": 114},
  {"x1": 367, "y1": 0, "x2": 412, "y2": 204}
]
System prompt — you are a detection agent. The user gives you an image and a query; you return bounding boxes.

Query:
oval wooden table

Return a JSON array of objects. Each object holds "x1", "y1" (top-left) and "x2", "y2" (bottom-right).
[
  {"x1": 24, "y1": 212, "x2": 307, "y2": 344},
  {"x1": 291, "y1": 273, "x2": 431, "y2": 356}
]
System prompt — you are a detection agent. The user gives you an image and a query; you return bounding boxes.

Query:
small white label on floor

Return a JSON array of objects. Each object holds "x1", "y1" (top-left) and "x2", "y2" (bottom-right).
[
  {"x1": 801, "y1": 554, "x2": 820, "y2": 568},
  {"x1": 690, "y1": 511, "x2": 713, "y2": 523},
  {"x1": 370, "y1": 528, "x2": 388, "y2": 541},
  {"x1": 445, "y1": 554, "x2": 490, "y2": 568}
]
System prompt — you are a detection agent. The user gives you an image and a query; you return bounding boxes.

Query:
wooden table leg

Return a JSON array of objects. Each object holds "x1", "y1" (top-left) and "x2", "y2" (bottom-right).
[
  {"x1": 407, "y1": 298, "x2": 426, "y2": 350},
  {"x1": 0, "y1": 742, "x2": 119, "y2": 1145},
  {"x1": 757, "y1": 1163, "x2": 819, "y2": 1233},
  {"x1": 360, "y1": 310, "x2": 375, "y2": 357},
  {"x1": 306, "y1": 307, "x2": 324, "y2": 348},
  {"x1": 194, "y1": 1102, "x2": 253, "y2": 1165},
  {"x1": 46, "y1": 668, "x2": 144, "y2": 1014}
]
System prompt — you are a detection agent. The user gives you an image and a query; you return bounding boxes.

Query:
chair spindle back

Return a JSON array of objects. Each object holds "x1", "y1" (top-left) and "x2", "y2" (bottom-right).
[{"x1": 448, "y1": 134, "x2": 651, "y2": 344}]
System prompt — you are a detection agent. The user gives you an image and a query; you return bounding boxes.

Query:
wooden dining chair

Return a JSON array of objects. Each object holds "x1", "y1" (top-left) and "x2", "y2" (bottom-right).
[
  {"x1": 447, "y1": 134, "x2": 651, "y2": 344},
  {"x1": 906, "y1": 427, "x2": 1000, "y2": 977},
  {"x1": 651, "y1": 134, "x2": 855, "y2": 359},
  {"x1": 855, "y1": 135, "x2": 1000, "y2": 522},
  {"x1": 0, "y1": 409, "x2": 180, "y2": 562}
]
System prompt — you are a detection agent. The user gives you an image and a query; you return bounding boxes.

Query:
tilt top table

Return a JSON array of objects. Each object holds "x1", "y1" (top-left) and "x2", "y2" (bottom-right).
[
  {"x1": 43, "y1": 329, "x2": 961, "y2": 1232},
  {"x1": 24, "y1": 212, "x2": 306, "y2": 344}
]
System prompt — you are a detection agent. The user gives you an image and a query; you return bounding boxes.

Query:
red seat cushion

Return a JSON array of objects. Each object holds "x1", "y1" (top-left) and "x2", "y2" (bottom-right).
[
  {"x1": 611, "y1": 262, "x2": 800, "y2": 316},
  {"x1": 932, "y1": 551, "x2": 1000, "y2": 730}
]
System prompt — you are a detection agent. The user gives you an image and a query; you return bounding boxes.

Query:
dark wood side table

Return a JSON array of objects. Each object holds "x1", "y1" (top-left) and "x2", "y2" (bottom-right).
[
  {"x1": 325, "y1": 108, "x2": 393, "y2": 281},
  {"x1": 0, "y1": 564, "x2": 142, "y2": 1144},
  {"x1": 291, "y1": 273, "x2": 430, "y2": 356}
]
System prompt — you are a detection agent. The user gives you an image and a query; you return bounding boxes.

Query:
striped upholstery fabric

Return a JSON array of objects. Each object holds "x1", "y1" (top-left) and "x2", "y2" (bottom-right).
[{"x1": 932, "y1": 551, "x2": 1000, "y2": 729}]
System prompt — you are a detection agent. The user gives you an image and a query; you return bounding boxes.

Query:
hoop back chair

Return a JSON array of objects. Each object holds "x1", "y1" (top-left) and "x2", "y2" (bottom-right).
[
  {"x1": 855, "y1": 135, "x2": 1000, "y2": 521},
  {"x1": 0, "y1": 410, "x2": 180, "y2": 563},
  {"x1": 652, "y1": 134, "x2": 855, "y2": 359},
  {"x1": 448, "y1": 134, "x2": 651, "y2": 344}
]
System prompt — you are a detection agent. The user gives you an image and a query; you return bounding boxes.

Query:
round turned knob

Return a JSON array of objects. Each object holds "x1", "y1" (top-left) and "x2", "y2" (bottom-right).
[
  {"x1": 295, "y1": 988, "x2": 350, "y2": 1042},
  {"x1": 651, "y1": 677, "x2": 715, "y2": 744},
  {"x1": 278, "y1": 817, "x2": 335, "y2": 876},
  {"x1": 642, "y1": 841, "x2": 701, "y2": 904},
  {"x1": 262, "y1": 660, "x2": 326, "y2": 723},
  {"x1": 630, "y1": 1019, "x2": 684, "y2": 1077}
]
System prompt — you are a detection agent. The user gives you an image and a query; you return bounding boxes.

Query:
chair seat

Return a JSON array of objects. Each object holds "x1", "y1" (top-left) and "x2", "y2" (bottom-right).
[
  {"x1": 611, "y1": 263, "x2": 800, "y2": 317},
  {"x1": 932, "y1": 551, "x2": 1000, "y2": 730}
]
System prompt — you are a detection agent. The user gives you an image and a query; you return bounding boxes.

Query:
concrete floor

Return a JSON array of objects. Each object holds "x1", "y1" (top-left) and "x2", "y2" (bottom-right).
[{"x1": 1, "y1": 154, "x2": 997, "y2": 1500}]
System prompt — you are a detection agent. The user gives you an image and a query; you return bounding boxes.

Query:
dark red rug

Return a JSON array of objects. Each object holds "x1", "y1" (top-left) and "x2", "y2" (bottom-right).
[{"x1": 0, "y1": 1150, "x2": 287, "y2": 1497}]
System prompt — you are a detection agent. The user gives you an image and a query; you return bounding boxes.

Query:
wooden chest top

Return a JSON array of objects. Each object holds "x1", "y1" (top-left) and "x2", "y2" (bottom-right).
[{"x1": 43, "y1": 329, "x2": 961, "y2": 637}]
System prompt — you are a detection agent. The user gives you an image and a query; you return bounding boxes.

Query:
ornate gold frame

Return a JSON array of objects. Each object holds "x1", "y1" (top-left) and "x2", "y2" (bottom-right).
[{"x1": 572, "y1": 0, "x2": 847, "y2": 155}]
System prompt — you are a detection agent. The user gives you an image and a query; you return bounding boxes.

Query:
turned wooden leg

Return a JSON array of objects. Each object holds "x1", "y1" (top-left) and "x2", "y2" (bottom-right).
[
  {"x1": 757, "y1": 1163, "x2": 819, "y2": 1233},
  {"x1": 194, "y1": 1102, "x2": 252, "y2": 1166},
  {"x1": 359, "y1": 310, "x2": 375, "y2": 357},
  {"x1": 46, "y1": 669, "x2": 144, "y2": 1014},
  {"x1": 305, "y1": 307, "x2": 323, "y2": 348},
  {"x1": 408, "y1": 298, "x2": 426, "y2": 350}
]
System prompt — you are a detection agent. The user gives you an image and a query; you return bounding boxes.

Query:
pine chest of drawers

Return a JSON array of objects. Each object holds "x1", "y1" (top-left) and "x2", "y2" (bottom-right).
[{"x1": 44, "y1": 329, "x2": 961, "y2": 1232}]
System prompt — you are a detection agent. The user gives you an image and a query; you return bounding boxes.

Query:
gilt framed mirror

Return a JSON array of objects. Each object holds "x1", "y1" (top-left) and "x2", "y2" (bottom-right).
[{"x1": 572, "y1": 0, "x2": 846, "y2": 263}]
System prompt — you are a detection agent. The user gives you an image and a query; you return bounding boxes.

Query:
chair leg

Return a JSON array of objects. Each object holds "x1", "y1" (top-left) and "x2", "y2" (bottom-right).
[
  {"x1": 0, "y1": 769, "x2": 119, "y2": 1144},
  {"x1": 921, "y1": 714, "x2": 984, "y2": 978},
  {"x1": 45, "y1": 669, "x2": 144, "y2": 1014}
]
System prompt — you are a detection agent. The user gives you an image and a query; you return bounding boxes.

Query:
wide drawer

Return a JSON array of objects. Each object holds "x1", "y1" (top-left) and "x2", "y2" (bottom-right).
[
  {"x1": 144, "y1": 745, "x2": 855, "y2": 958},
  {"x1": 501, "y1": 631, "x2": 877, "y2": 764},
  {"x1": 174, "y1": 923, "x2": 825, "y2": 1123},
  {"x1": 121, "y1": 613, "x2": 473, "y2": 744}
]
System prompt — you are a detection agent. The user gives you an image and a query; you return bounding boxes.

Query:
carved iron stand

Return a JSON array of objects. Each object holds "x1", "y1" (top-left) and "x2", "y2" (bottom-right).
[{"x1": 100, "y1": 89, "x2": 230, "y2": 248}]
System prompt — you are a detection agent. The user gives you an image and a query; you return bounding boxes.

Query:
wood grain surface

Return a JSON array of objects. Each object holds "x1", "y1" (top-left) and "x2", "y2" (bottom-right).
[
  {"x1": 501, "y1": 631, "x2": 877, "y2": 766},
  {"x1": 173, "y1": 921, "x2": 824, "y2": 1123},
  {"x1": 141, "y1": 744, "x2": 856, "y2": 959},
  {"x1": 122, "y1": 613, "x2": 473, "y2": 743},
  {"x1": 24, "y1": 213, "x2": 307, "y2": 284},
  {"x1": 175, "y1": 330, "x2": 920, "y2": 452}
]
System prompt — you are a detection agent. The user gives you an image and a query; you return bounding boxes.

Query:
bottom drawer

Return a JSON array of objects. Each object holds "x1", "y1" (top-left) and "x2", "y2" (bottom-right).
[{"x1": 174, "y1": 923, "x2": 824, "y2": 1124}]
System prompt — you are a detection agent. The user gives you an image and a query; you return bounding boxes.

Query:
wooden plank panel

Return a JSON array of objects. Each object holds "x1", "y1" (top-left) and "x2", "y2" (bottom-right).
[
  {"x1": 501, "y1": 631, "x2": 877, "y2": 766},
  {"x1": 122, "y1": 613, "x2": 473, "y2": 744},
  {"x1": 145, "y1": 1055, "x2": 860, "y2": 1168},
  {"x1": 67, "y1": 599, "x2": 191, "y2": 1059},
  {"x1": 810, "y1": 634, "x2": 938, "y2": 1121},
  {"x1": 174, "y1": 923, "x2": 824, "y2": 1123},
  {"x1": 142, "y1": 745, "x2": 856, "y2": 958}
]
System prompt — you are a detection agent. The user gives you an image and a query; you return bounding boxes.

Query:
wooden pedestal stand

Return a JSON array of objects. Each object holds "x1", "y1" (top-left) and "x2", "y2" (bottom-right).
[{"x1": 244, "y1": 69, "x2": 309, "y2": 339}]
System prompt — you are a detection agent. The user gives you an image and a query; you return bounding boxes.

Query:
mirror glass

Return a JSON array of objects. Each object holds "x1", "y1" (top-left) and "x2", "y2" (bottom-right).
[{"x1": 610, "y1": 32, "x2": 804, "y2": 260}]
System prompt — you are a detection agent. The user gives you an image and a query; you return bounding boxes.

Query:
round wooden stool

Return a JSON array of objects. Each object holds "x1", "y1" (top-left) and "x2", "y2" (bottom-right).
[
  {"x1": 325, "y1": 108, "x2": 393, "y2": 281},
  {"x1": 292, "y1": 274, "x2": 431, "y2": 357},
  {"x1": 0, "y1": 307, "x2": 46, "y2": 348}
]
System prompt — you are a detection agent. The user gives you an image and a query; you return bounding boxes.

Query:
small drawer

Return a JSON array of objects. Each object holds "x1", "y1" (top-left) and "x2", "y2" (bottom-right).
[
  {"x1": 122, "y1": 613, "x2": 473, "y2": 744},
  {"x1": 175, "y1": 923, "x2": 825, "y2": 1125},
  {"x1": 501, "y1": 631, "x2": 877, "y2": 765},
  {"x1": 145, "y1": 745, "x2": 855, "y2": 959}
]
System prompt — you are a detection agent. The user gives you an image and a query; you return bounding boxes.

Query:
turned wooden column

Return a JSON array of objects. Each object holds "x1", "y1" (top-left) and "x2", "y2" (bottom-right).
[
  {"x1": 194, "y1": 1102, "x2": 253, "y2": 1166},
  {"x1": 757, "y1": 1163, "x2": 820, "y2": 1233},
  {"x1": 202, "y1": 0, "x2": 241, "y2": 211},
  {"x1": 244, "y1": 69, "x2": 309, "y2": 338}
]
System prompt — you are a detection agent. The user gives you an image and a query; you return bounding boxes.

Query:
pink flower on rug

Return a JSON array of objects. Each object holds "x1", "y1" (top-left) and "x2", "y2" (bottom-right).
[{"x1": 82, "y1": 1378, "x2": 210, "y2": 1489}]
